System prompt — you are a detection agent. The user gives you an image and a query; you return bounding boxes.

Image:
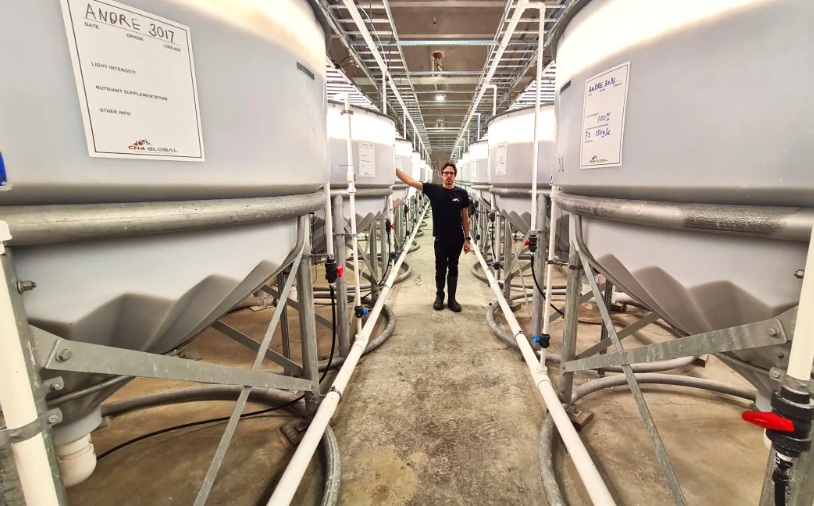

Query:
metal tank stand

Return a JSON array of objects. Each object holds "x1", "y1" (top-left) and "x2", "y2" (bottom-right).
[
  {"x1": 556, "y1": 231, "x2": 812, "y2": 506},
  {"x1": 0, "y1": 211, "x2": 324, "y2": 506}
]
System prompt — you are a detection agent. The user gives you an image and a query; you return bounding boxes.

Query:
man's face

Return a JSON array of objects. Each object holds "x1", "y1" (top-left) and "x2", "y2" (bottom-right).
[{"x1": 441, "y1": 167, "x2": 456, "y2": 187}]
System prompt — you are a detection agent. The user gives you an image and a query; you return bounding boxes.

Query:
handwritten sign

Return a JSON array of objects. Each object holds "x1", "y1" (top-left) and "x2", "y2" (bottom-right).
[
  {"x1": 60, "y1": 0, "x2": 204, "y2": 161},
  {"x1": 494, "y1": 142, "x2": 508, "y2": 176},
  {"x1": 580, "y1": 62, "x2": 630, "y2": 169}
]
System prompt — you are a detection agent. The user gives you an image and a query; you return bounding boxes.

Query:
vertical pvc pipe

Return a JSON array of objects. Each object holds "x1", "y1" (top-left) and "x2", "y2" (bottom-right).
[
  {"x1": 787, "y1": 228, "x2": 814, "y2": 381},
  {"x1": 529, "y1": 4, "x2": 545, "y2": 234},
  {"x1": 323, "y1": 184, "x2": 334, "y2": 258},
  {"x1": 540, "y1": 187, "x2": 560, "y2": 367},
  {"x1": 343, "y1": 95, "x2": 364, "y2": 336},
  {"x1": 0, "y1": 223, "x2": 61, "y2": 506}
]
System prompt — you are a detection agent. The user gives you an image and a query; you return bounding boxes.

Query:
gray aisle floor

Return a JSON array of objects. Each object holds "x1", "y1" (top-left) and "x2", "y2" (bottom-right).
[{"x1": 333, "y1": 215, "x2": 548, "y2": 505}]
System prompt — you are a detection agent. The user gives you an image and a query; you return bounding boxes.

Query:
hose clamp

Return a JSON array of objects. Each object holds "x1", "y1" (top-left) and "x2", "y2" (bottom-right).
[{"x1": 0, "y1": 408, "x2": 62, "y2": 447}]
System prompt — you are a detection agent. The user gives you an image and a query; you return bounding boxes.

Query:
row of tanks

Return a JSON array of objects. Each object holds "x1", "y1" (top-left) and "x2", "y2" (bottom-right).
[{"x1": 464, "y1": 0, "x2": 813, "y2": 412}]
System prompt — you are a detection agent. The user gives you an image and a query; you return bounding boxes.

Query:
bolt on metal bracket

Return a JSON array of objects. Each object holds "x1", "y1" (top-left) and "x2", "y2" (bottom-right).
[{"x1": 769, "y1": 367, "x2": 814, "y2": 395}]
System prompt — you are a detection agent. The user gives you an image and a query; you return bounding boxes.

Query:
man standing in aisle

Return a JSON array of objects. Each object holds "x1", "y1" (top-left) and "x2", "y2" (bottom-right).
[{"x1": 396, "y1": 162, "x2": 471, "y2": 312}]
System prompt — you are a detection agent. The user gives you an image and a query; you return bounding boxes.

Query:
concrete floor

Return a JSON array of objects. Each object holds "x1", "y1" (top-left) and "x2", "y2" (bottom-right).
[{"x1": 65, "y1": 213, "x2": 772, "y2": 505}]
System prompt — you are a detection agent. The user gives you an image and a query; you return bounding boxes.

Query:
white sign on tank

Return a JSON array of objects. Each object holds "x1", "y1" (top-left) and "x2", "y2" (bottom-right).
[
  {"x1": 60, "y1": 0, "x2": 204, "y2": 161},
  {"x1": 580, "y1": 61, "x2": 630, "y2": 169}
]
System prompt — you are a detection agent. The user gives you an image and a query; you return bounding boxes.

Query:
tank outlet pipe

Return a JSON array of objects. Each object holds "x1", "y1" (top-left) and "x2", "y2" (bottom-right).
[
  {"x1": 0, "y1": 221, "x2": 62, "y2": 505},
  {"x1": 475, "y1": 112, "x2": 482, "y2": 141},
  {"x1": 267, "y1": 203, "x2": 429, "y2": 506},
  {"x1": 323, "y1": 183, "x2": 337, "y2": 284},
  {"x1": 539, "y1": 185, "x2": 560, "y2": 365},
  {"x1": 528, "y1": 2, "x2": 546, "y2": 239},
  {"x1": 471, "y1": 240, "x2": 615, "y2": 505},
  {"x1": 341, "y1": 0, "x2": 428, "y2": 158},
  {"x1": 343, "y1": 94, "x2": 364, "y2": 335}
]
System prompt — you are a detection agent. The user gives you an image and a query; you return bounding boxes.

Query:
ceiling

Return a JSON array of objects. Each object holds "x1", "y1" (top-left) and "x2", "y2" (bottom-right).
[{"x1": 318, "y1": 0, "x2": 570, "y2": 165}]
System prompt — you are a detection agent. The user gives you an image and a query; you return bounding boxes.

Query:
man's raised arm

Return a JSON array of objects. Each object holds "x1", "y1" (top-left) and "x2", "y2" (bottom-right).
[{"x1": 396, "y1": 168, "x2": 423, "y2": 192}]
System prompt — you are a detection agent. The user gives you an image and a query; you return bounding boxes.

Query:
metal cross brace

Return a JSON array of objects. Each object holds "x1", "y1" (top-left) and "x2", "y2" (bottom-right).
[
  {"x1": 565, "y1": 309, "x2": 795, "y2": 373},
  {"x1": 33, "y1": 328, "x2": 312, "y2": 392},
  {"x1": 211, "y1": 321, "x2": 302, "y2": 375},
  {"x1": 576, "y1": 246, "x2": 688, "y2": 506},
  {"x1": 260, "y1": 286, "x2": 334, "y2": 331}
]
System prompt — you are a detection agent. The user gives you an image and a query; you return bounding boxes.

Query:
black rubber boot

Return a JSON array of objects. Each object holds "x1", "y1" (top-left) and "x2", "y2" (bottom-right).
[
  {"x1": 434, "y1": 279, "x2": 445, "y2": 310},
  {"x1": 447, "y1": 276, "x2": 461, "y2": 312}
]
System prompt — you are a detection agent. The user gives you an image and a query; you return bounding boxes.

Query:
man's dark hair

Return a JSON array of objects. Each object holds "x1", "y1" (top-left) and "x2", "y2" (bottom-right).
[{"x1": 441, "y1": 162, "x2": 457, "y2": 176}]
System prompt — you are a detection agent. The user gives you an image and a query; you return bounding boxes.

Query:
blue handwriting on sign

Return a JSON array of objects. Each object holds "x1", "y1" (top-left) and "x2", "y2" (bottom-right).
[
  {"x1": 588, "y1": 77, "x2": 616, "y2": 93},
  {"x1": 597, "y1": 112, "x2": 611, "y2": 123},
  {"x1": 595, "y1": 127, "x2": 611, "y2": 138}
]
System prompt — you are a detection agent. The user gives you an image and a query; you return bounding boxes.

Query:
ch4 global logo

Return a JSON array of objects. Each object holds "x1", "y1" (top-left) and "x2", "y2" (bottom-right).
[
  {"x1": 128, "y1": 139, "x2": 178, "y2": 153},
  {"x1": 590, "y1": 155, "x2": 608, "y2": 164}
]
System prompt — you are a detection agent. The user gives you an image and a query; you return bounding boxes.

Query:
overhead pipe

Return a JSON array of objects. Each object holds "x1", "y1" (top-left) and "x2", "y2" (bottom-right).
[
  {"x1": 487, "y1": 84, "x2": 497, "y2": 116},
  {"x1": 343, "y1": 94, "x2": 364, "y2": 337},
  {"x1": 267, "y1": 204, "x2": 429, "y2": 506},
  {"x1": 472, "y1": 241, "x2": 615, "y2": 505},
  {"x1": 341, "y1": 0, "x2": 429, "y2": 158}
]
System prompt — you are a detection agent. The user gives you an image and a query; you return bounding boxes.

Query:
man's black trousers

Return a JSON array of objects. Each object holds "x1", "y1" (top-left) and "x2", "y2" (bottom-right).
[{"x1": 433, "y1": 236, "x2": 465, "y2": 297}]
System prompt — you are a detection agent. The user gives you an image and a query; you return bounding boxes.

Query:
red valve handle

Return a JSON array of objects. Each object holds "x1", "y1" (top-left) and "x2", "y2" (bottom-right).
[
  {"x1": 742, "y1": 411, "x2": 794, "y2": 432},
  {"x1": 336, "y1": 264, "x2": 345, "y2": 278}
]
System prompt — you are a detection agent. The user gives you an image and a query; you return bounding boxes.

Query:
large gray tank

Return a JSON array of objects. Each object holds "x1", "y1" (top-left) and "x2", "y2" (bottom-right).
[
  {"x1": 394, "y1": 139, "x2": 413, "y2": 205},
  {"x1": 468, "y1": 140, "x2": 491, "y2": 207},
  {"x1": 327, "y1": 101, "x2": 395, "y2": 231},
  {"x1": 552, "y1": 0, "x2": 814, "y2": 407},
  {"x1": 487, "y1": 106, "x2": 556, "y2": 233},
  {"x1": 1, "y1": 0, "x2": 328, "y2": 444}
]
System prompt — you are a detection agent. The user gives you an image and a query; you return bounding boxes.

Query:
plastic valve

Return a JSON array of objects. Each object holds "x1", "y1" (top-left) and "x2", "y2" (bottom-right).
[
  {"x1": 325, "y1": 258, "x2": 338, "y2": 284},
  {"x1": 336, "y1": 263, "x2": 345, "y2": 278},
  {"x1": 354, "y1": 306, "x2": 369, "y2": 318},
  {"x1": 533, "y1": 334, "x2": 551, "y2": 348}
]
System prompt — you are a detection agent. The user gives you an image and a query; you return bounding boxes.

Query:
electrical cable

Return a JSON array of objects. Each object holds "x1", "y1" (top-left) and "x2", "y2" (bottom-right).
[{"x1": 98, "y1": 285, "x2": 340, "y2": 461}]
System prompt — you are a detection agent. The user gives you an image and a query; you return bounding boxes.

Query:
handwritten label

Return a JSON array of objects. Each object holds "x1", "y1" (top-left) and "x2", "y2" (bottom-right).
[
  {"x1": 494, "y1": 142, "x2": 508, "y2": 176},
  {"x1": 580, "y1": 62, "x2": 630, "y2": 169},
  {"x1": 60, "y1": 0, "x2": 204, "y2": 161},
  {"x1": 358, "y1": 141, "x2": 376, "y2": 177}
]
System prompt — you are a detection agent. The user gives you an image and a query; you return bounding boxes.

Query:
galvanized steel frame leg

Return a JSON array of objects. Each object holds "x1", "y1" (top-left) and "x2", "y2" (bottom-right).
[
  {"x1": 575, "y1": 245, "x2": 688, "y2": 506},
  {"x1": 531, "y1": 194, "x2": 547, "y2": 340},
  {"x1": 277, "y1": 270, "x2": 292, "y2": 375},
  {"x1": 559, "y1": 245, "x2": 583, "y2": 404},
  {"x1": 368, "y1": 221, "x2": 380, "y2": 303},
  {"x1": 598, "y1": 281, "x2": 614, "y2": 377},
  {"x1": 332, "y1": 196, "x2": 351, "y2": 357},
  {"x1": 502, "y1": 217, "x2": 513, "y2": 301},
  {"x1": 295, "y1": 219, "x2": 321, "y2": 416},
  {"x1": 379, "y1": 214, "x2": 387, "y2": 276}
]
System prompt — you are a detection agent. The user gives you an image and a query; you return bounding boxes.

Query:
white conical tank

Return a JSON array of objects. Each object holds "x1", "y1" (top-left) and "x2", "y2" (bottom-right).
[{"x1": 0, "y1": 0, "x2": 329, "y2": 451}]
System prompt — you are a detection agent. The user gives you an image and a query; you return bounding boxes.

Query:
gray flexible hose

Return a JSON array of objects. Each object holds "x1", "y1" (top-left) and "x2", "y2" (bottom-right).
[
  {"x1": 317, "y1": 305, "x2": 396, "y2": 372},
  {"x1": 538, "y1": 374, "x2": 755, "y2": 506},
  {"x1": 471, "y1": 262, "x2": 566, "y2": 290},
  {"x1": 486, "y1": 304, "x2": 697, "y2": 373},
  {"x1": 101, "y1": 386, "x2": 340, "y2": 506}
]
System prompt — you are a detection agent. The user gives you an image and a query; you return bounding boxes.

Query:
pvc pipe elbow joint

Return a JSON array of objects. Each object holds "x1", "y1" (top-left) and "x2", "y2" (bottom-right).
[{"x1": 57, "y1": 434, "x2": 97, "y2": 487}]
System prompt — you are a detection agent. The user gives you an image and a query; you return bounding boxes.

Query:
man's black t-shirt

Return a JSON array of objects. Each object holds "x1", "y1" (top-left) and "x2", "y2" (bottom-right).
[{"x1": 422, "y1": 183, "x2": 470, "y2": 238}]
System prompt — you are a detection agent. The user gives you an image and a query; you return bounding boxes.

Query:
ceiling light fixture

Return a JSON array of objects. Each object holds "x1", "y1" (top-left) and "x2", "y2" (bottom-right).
[{"x1": 435, "y1": 93, "x2": 446, "y2": 101}]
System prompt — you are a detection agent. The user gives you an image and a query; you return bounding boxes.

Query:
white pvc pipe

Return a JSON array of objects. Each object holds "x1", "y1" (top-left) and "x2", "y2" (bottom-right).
[
  {"x1": 529, "y1": 3, "x2": 545, "y2": 234},
  {"x1": 487, "y1": 84, "x2": 497, "y2": 116},
  {"x1": 267, "y1": 204, "x2": 430, "y2": 506},
  {"x1": 787, "y1": 227, "x2": 814, "y2": 381},
  {"x1": 0, "y1": 222, "x2": 61, "y2": 506},
  {"x1": 323, "y1": 183, "x2": 334, "y2": 258},
  {"x1": 343, "y1": 94, "x2": 364, "y2": 336},
  {"x1": 472, "y1": 241, "x2": 615, "y2": 505},
  {"x1": 540, "y1": 186, "x2": 560, "y2": 366},
  {"x1": 382, "y1": 75, "x2": 387, "y2": 115}
]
